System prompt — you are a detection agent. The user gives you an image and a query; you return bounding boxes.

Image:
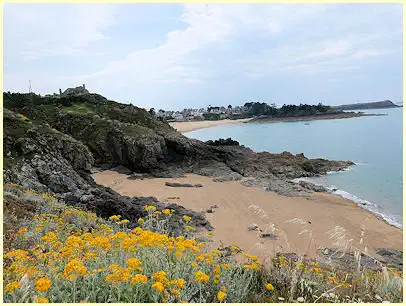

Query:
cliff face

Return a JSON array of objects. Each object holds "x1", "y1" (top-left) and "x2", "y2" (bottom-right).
[
  {"x1": 4, "y1": 92, "x2": 354, "y2": 228},
  {"x1": 333, "y1": 100, "x2": 400, "y2": 111}
]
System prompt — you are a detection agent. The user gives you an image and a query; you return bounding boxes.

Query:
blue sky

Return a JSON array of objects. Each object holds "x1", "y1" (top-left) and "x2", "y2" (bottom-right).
[{"x1": 4, "y1": 3, "x2": 403, "y2": 110}]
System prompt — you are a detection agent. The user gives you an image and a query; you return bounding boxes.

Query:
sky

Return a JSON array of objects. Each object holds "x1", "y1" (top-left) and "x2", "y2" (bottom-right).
[{"x1": 4, "y1": 3, "x2": 403, "y2": 110}]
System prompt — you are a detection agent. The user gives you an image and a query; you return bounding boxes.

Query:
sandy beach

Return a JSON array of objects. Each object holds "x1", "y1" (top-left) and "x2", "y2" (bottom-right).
[
  {"x1": 169, "y1": 118, "x2": 251, "y2": 133},
  {"x1": 94, "y1": 171, "x2": 402, "y2": 261}
]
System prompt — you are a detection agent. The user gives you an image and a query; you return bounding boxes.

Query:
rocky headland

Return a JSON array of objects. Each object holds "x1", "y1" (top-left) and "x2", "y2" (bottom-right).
[
  {"x1": 333, "y1": 100, "x2": 401, "y2": 111},
  {"x1": 4, "y1": 92, "x2": 354, "y2": 229}
]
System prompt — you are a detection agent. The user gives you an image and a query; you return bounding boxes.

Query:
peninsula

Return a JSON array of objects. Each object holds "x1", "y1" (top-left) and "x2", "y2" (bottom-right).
[{"x1": 333, "y1": 100, "x2": 401, "y2": 111}]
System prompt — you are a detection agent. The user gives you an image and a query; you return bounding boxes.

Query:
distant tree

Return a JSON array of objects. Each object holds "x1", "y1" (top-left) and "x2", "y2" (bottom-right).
[
  {"x1": 228, "y1": 104, "x2": 232, "y2": 109},
  {"x1": 149, "y1": 108, "x2": 155, "y2": 116}
]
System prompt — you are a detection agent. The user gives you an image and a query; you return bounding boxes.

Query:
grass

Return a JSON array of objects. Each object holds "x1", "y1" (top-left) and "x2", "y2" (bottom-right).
[
  {"x1": 3, "y1": 184, "x2": 403, "y2": 303},
  {"x1": 63, "y1": 104, "x2": 94, "y2": 115}
]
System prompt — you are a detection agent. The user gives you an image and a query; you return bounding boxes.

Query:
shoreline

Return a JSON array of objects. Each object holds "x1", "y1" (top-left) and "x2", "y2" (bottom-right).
[
  {"x1": 169, "y1": 118, "x2": 251, "y2": 133},
  {"x1": 249, "y1": 112, "x2": 384, "y2": 123},
  {"x1": 169, "y1": 113, "x2": 385, "y2": 133},
  {"x1": 292, "y1": 176, "x2": 403, "y2": 230},
  {"x1": 94, "y1": 170, "x2": 402, "y2": 260}
]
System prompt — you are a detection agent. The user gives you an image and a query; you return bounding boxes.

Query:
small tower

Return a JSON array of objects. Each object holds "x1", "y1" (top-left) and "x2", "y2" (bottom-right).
[
  {"x1": 82, "y1": 84, "x2": 86, "y2": 90},
  {"x1": 59, "y1": 88, "x2": 62, "y2": 95}
]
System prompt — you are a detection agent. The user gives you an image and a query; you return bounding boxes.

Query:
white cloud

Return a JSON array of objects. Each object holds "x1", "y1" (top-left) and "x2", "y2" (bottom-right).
[
  {"x1": 5, "y1": 4, "x2": 116, "y2": 60},
  {"x1": 3, "y1": 4, "x2": 402, "y2": 106}
]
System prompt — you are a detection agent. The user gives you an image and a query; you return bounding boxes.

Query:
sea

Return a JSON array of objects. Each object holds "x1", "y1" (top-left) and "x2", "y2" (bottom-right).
[{"x1": 185, "y1": 108, "x2": 403, "y2": 229}]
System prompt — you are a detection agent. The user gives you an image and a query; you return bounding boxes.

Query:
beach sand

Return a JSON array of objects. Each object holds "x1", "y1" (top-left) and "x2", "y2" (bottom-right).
[
  {"x1": 169, "y1": 118, "x2": 251, "y2": 133},
  {"x1": 94, "y1": 171, "x2": 402, "y2": 261}
]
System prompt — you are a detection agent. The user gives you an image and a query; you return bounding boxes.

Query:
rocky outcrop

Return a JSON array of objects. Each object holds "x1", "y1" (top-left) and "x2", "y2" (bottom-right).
[
  {"x1": 3, "y1": 109, "x2": 211, "y2": 234},
  {"x1": 165, "y1": 182, "x2": 203, "y2": 188},
  {"x1": 3, "y1": 91, "x2": 355, "y2": 230},
  {"x1": 205, "y1": 138, "x2": 240, "y2": 146}
]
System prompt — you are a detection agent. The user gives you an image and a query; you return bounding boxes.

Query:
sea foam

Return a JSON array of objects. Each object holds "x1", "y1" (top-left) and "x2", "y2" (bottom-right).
[{"x1": 292, "y1": 177, "x2": 403, "y2": 229}]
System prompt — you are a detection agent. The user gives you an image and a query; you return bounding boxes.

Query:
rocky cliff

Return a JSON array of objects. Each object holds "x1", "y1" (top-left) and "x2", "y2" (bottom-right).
[{"x1": 3, "y1": 91, "x2": 354, "y2": 231}]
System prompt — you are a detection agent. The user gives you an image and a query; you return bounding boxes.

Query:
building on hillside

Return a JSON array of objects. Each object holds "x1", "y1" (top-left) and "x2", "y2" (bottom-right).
[
  {"x1": 173, "y1": 112, "x2": 184, "y2": 121},
  {"x1": 61, "y1": 84, "x2": 89, "y2": 96}
]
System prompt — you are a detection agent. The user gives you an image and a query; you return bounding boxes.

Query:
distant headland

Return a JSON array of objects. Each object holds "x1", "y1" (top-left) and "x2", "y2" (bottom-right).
[{"x1": 332, "y1": 100, "x2": 401, "y2": 111}]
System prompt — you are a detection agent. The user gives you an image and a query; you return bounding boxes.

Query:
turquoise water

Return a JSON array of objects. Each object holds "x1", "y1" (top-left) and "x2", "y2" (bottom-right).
[{"x1": 186, "y1": 108, "x2": 403, "y2": 228}]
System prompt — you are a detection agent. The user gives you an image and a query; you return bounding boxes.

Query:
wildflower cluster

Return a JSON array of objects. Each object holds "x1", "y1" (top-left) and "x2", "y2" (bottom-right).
[
  {"x1": 3, "y1": 186, "x2": 259, "y2": 303},
  {"x1": 3, "y1": 184, "x2": 403, "y2": 303}
]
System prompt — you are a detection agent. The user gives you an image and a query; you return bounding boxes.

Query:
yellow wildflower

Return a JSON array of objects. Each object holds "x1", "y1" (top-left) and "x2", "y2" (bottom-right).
[
  {"x1": 126, "y1": 258, "x2": 141, "y2": 269},
  {"x1": 145, "y1": 205, "x2": 157, "y2": 212},
  {"x1": 152, "y1": 271, "x2": 167, "y2": 284},
  {"x1": 108, "y1": 264, "x2": 120, "y2": 272},
  {"x1": 172, "y1": 278, "x2": 185, "y2": 289},
  {"x1": 36, "y1": 278, "x2": 51, "y2": 292},
  {"x1": 265, "y1": 283, "x2": 274, "y2": 291},
  {"x1": 138, "y1": 218, "x2": 145, "y2": 224},
  {"x1": 109, "y1": 215, "x2": 121, "y2": 222},
  {"x1": 183, "y1": 215, "x2": 191, "y2": 222},
  {"x1": 162, "y1": 209, "x2": 171, "y2": 215},
  {"x1": 105, "y1": 268, "x2": 131, "y2": 284},
  {"x1": 217, "y1": 291, "x2": 227, "y2": 302},
  {"x1": 120, "y1": 219, "x2": 130, "y2": 224},
  {"x1": 63, "y1": 259, "x2": 87, "y2": 280},
  {"x1": 4, "y1": 281, "x2": 22, "y2": 293},
  {"x1": 41, "y1": 232, "x2": 58, "y2": 244},
  {"x1": 194, "y1": 270, "x2": 209, "y2": 283},
  {"x1": 152, "y1": 281, "x2": 165, "y2": 293},
  {"x1": 35, "y1": 297, "x2": 49, "y2": 303},
  {"x1": 131, "y1": 274, "x2": 148, "y2": 284}
]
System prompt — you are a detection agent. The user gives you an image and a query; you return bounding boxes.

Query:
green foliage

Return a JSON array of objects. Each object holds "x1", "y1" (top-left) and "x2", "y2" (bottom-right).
[
  {"x1": 243, "y1": 102, "x2": 334, "y2": 118},
  {"x1": 203, "y1": 113, "x2": 221, "y2": 121}
]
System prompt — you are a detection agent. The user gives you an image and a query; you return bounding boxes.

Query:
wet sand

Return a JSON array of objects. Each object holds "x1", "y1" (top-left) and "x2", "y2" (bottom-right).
[
  {"x1": 169, "y1": 119, "x2": 251, "y2": 133},
  {"x1": 94, "y1": 171, "x2": 402, "y2": 261}
]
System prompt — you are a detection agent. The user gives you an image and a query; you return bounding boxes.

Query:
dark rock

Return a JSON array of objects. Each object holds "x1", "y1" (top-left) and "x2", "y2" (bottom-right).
[
  {"x1": 205, "y1": 138, "x2": 240, "y2": 146},
  {"x1": 165, "y1": 182, "x2": 203, "y2": 188},
  {"x1": 110, "y1": 165, "x2": 133, "y2": 175},
  {"x1": 248, "y1": 224, "x2": 259, "y2": 231},
  {"x1": 128, "y1": 173, "x2": 150, "y2": 180},
  {"x1": 213, "y1": 172, "x2": 243, "y2": 182},
  {"x1": 298, "y1": 180, "x2": 328, "y2": 192},
  {"x1": 376, "y1": 248, "x2": 403, "y2": 270},
  {"x1": 261, "y1": 233, "x2": 278, "y2": 239}
]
